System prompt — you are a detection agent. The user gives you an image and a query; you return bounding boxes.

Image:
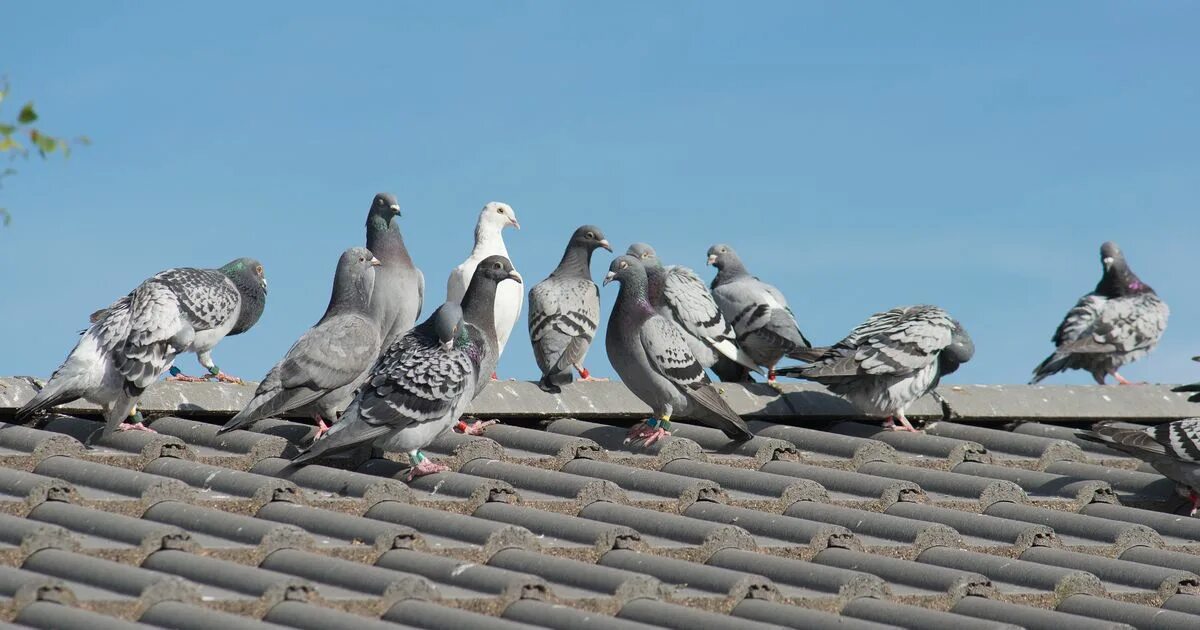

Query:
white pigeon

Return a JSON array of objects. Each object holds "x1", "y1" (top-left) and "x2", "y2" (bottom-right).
[{"x1": 446, "y1": 202, "x2": 522, "y2": 378}]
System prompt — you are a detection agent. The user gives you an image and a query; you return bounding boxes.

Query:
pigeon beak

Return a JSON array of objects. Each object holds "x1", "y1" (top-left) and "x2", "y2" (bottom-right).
[
  {"x1": 706, "y1": 254, "x2": 718, "y2": 266},
  {"x1": 370, "y1": 257, "x2": 382, "y2": 267},
  {"x1": 390, "y1": 204, "x2": 401, "y2": 216},
  {"x1": 509, "y1": 218, "x2": 521, "y2": 230},
  {"x1": 603, "y1": 271, "x2": 616, "y2": 286},
  {"x1": 598, "y1": 239, "x2": 612, "y2": 252},
  {"x1": 441, "y1": 339, "x2": 454, "y2": 351},
  {"x1": 507, "y1": 270, "x2": 523, "y2": 284}
]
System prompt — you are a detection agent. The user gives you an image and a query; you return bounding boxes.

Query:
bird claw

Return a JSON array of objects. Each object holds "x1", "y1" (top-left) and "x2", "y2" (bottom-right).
[
  {"x1": 117, "y1": 422, "x2": 157, "y2": 433},
  {"x1": 579, "y1": 375, "x2": 609, "y2": 382},
  {"x1": 456, "y1": 419, "x2": 498, "y2": 436},
  {"x1": 624, "y1": 422, "x2": 671, "y2": 447},
  {"x1": 313, "y1": 419, "x2": 330, "y2": 440},
  {"x1": 210, "y1": 372, "x2": 244, "y2": 384},
  {"x1": 406, "y1": 459, "x2": 450, "y2": 481},
  {"x1": 767, "y1": 380, "x2": 786, "y2": 394},
  {"x1": 166, "y1": 374, "x2": 208, "y2": 383}
]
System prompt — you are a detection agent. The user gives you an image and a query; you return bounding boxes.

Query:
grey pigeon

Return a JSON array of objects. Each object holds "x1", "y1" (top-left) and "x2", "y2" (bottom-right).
[
  {"x1": 528, "y1": 225, "x2": 612, "y2": 393},
  {"x1": 707, "y1": 244, "x2": 813, "y2": 388},
  {"x1": 294, "y1": 255, "x2": 522, "y2": 478},
  {"x1": 1031, "y1": 241, "x2": 1168, "y2": 385},
  {"x1": 1173, "y1": 357, "x2": 1200, "y2": 402},
  {"x1": 776, "y1": 305, "x2": 974, "y2": 432},
  {"x1": 92, "y1": 258, "x2": 269, "y2": 383},
  {"x1": 1078, "y1": 420, "x2": 1200, "y2": 515},
  {"x1": 16, "y1": 258, "x2": 266, "y2": 438},
  {"x1": 604, "y1": 255, "x2": 753, "y2": 446},
  {"x1": 366, "y1": 193, "x2": 425, "y2": 351},
  {"x1": 218, "y1": 248, "x2": 382, "y2": 438},
  {"x1": 626, "y1": 243, "x2": 760, "y2": 379}
]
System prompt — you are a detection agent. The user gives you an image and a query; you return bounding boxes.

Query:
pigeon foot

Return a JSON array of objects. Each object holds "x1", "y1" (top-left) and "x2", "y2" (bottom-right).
[
  {"x1": 456, "y1": 419, "x2": 498, "y2": 436},
  {"x1": 313, "y1": 418, "x2": 330, "y2": 440},
  {"x1": 117, "y1": 422, "x2": 157, "y2": 433},
  {"x1": 883, "y1": 414, "x2": 920, "y2": 432},
  {"x1": 577, "y1": 367, "x2": 609, "y2": 382},
  {"x1": 208, "y1": 372, "x2": 244, "y2": 384},
  {"x1": 490, "y1": 372, "x2": 499, "y2": 381},
  {"x1": 167, "y1": 374, "x2": 208, "y2": 383},
  {"x1": 625, "y1": 417, "x2": 673, "y2": 446},
  {"x1": 1189, "y1": 491, "x2": 1200, "y2": 517},
  {"x1": 406, "y1": 459, "x2": 450, "y2": 481}
]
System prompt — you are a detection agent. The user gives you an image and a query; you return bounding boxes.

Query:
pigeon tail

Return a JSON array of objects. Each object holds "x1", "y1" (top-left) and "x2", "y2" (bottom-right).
[
  {"x1": 1030, "y1": 352, "x2": 1070, "y2": 384},
  {"x1": 13, "y1": 380, "x2": 80, "y2": 424},
  {"x1": 537, "y1": 371, "x2": 572, "y2": 394}
]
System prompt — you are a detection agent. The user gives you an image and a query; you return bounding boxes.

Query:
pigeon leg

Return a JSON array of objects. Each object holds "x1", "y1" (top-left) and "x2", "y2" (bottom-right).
[
  {"x1": 313, "y1": 415, "x2": 330, "y2": 440},
  {"x1": 210, "y1": 371, "x2": 244, "y2": 384},
  {"x1": 889, "y1": 412, "x2": 920, "y2": 432},
  {"x1": 1190, "y1": 490, "x2": 1200, "y2": 517},
  {"x1": 929, "y1": 389, "x2": 956, "y2": 421},
  {"x1": 576, "y1": 366, "x2": 609, "y2": 382},
  {"x1": 882, "y1": 416, "x2": 896, "y2": 430},
  {"x1": 1112, "y1": 372, "x2": 1141, "y2": 386},
  {"x1": 490, "y1": 372, "x2": 499, "y2": 381},
  {"x1": 117, "y1": 408, "x2": 157, "y2": 433},
  {"x1": 406, "y1": 450, "x2": 450, "y2": 481},
  {"x1": 166, "y1": 366, "x2": 208, "y2": 382},
  {"x1": 456, "y1": 419, "x2": 498, "y2": 435},
  {"x1": 766, "y1": 367, "x2": 785, "y2": 393},
  {"x1": 626, "y1": 416, "x2": 672, "y2": 446}
]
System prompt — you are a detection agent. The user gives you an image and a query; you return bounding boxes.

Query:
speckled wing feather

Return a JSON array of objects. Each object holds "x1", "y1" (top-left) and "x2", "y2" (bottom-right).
[
  {"x1": 114, "y1": 281, "x2": 194, "y2": 388},
  {"x1": 152, "y1": 268, "x2": 241, "y2": 332},
  {"x1": 782, "y1": 306, "x2": 953, "y2": 380},
  {"x1": 1057, "y1": 293, "x2": 1168, "y2": 354},
  {"x1": 661, "y1": 266, "x2": 759, "y2": 371},
  {"x1": 640, "y1": 316, "x2": 750, "y2": 438},
  {"x1": 528, "y1": 277, "x2": 600, "y2": 376},
  {"x1": 1084, "y1": 419, "x2": 1200, "y2": 464},
  {"x1": 715, "y1": 278, "x2": 811, "y2": 352}
]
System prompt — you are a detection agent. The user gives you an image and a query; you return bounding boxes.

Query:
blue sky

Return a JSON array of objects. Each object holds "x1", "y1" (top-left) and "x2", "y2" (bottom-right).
[{"x1": 2, "y1": 2, "x2": 1198, "y2": 387}]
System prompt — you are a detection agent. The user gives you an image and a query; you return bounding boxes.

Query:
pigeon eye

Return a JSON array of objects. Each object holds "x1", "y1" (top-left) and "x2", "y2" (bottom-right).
[
  {"x1": 359, "y1": 256, "x2": 365, "y2": 263},
  {"x1": 495, "y1": 207, "x2": 504, "y2": 214},
  {"x1": 256, "y1": 266, "x2": 263, "y2": 275},
  {"x1": 586, "y1": 231, "x2": 595, "y2": 239}
]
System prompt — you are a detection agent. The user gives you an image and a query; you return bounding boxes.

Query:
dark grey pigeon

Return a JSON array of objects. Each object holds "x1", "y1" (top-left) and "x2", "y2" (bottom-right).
[
  {"x1": 777, "y1": 305, "x2": 974, "y2": 432},
  {"x1": 90, "y1": 258, "x2": 269, "y2": 383},
  {"x1": 528, "y1": 225, "x2": 612, "y2": 393},
  {"x1": 366, "y1": 193, "x2": 425, "y2": 352},
  {"x1": 707, "y1": 244, "x2": 813, "y2": 389},
  {"x1": 1078, "y1": 420, "x2": 1200, "y2": 515},
  {"x1": 1031, "y1": 241, "x2": 1168, "y2": 385},
  {"x1": 1173, "y1": 357, "x2": 1200, "y2": 402},
  {"x1": 604, "y1": 255, "x2": 753, "y2": 446},
  {"x1": 626, "y1": 243, "x2": 760, "y2": 380},
  {"x1": 15, "y1": 262, "x2": 267, "y2": 438},
  {"x1": 293, "y1": 256, "x2": 522, "y2": 479},
  {"x1": 218, "y1": 248, "x2": 382, "y2": 438}
]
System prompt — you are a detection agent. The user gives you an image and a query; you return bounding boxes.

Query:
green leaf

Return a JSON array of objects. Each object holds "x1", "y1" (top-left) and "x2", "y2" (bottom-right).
[
  {"x1": 0, "y1": 136, "x2": 21, "y2": 152},
  {"x1": 17, "y1": 102, "x2": 38, "y2": 124},
  {"x1": 0, "y1": 124, "x2": 13, "y2": 137},
  {"x1": 31, "y1": 131, "x2": 58, "y2": 156}
]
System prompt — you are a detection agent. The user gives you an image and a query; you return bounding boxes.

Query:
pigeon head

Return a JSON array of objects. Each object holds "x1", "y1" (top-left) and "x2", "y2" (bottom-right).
[
  {"x1": 479, "y1": 202, "x2": 521, "y2": 232},
  {"x1": 330, "y1": 247, "x2": 380, "y2": 314},
  {"x1": 603, "y1": 255, "x2": 647, "y2": 287},
  {"x1": 1096, "y1": 241, "x2": 1151, "y2": 296},
  {"x1": 373, "y1": 193, "x2": 401, "y2": 217},
  {"x1": 938, "y1": 320, "x2": 975, "y2": 376},
  {"x1": 706, "y1": 244, "x2": 738, "y2": 269},
  {"x1": 626, "y1": 242, "x2": 659, "y2": 263},
  {"x1": 473, "y1": 254, "x2": 523, "y2": 286},
  {"x1": 432, "y1": 302, "x2": 465, "y2": 350},
  {"x1": 571, "y1": 225, "x2": 612, "y2": 253},
  {"x1": 462, "y1": 255, "x2": 522, "y2": 332},
  {"x1": 219, "y1": 257, "x2": 268, "y2": 335}
]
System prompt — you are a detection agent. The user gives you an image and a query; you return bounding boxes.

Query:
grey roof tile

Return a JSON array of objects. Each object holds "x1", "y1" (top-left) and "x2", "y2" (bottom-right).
[
  {"x1": 682, "y1": 502, "x2": 856, "y2": 554},
  {"x1": 1019, "y1": 546, "x2": 1199, "y2": 598},
  {"x1": 142, "y1": 501, "x2": 310, "y2": 552},
  {"x1": 916, "y1": 547, "x2": 1104, "y2": 597},
  {"x1": 477, "y1": 423, "x2": 605, "y2": 463},
  {"x1": 707, "y1": 548, "x2": 886, "y2": 602},
  {"x1": 984, "y1": 502, "x2": 1160, "y2": 549},
  {"x1": 377, "y1": 548, "x2": 548, "y2": 603},
  {"x1": 141, "y1": 549, "x2": 313, "y2": 603},
  {"x1": 886, "y1": 502, "x2": 1055, "y2": 551},
  {"x1": 0, "y1": 511, "x2": 78, "y2": 559},
  {"x1": 950, "y1": 596, "x2": 1135, "y2": 630},
  {"x1": 654, "y1": 423, "x2": 796, "y2": 464},
  {"x1": 830, "y1": 421, "x2": 986, "y2": 464},
  {"x1": 599, "y1": 548, "x2": 774, "y2": 602},
  {"x1": 560, "y1": 459, "x2": 721, "y2": 507},
  {"x1": 33, "y1": 456, "x2": 194, "y2": 506},
  {"x1": 364, "y1": 501, "x2": 538, "y2": 558},
  {"x1": 0, "y1": 421, "x2": 83, "y2": 465},
  {"x1": 22, "y1": 548, "x2": 198, "y2": 604},
  {"x1": 840, "y1": 597, "x2": 1022, "y2": 630},
  {"x1": 784, "y1": 502, "x2": 961, "y2": 550},
  {"x1": 143, "y1": 458, "x2": 301, "y2": 506},
  {"x1": 927, "y1": 422, "x2": 1084, "y2": 464},
  {"x1": 15, "y1": 601, "x2": 152, "y2": 630},
  {"x1": 954, "y1": 462, "x2": 1114, "y2": 505},
  {"x1": 147, "y1": 416, "x2": 293, "y2": 465},
  {"x1": 462, "y1": 458, "x2": 627, "y2": 506},
  {"x1": 1162, "y1": 593, "x2": 1200, "y2": 616},
  {"x1": 857, "y1": 461, "x2": 1022, "y2": 506},
  {"x1": 1045, "y1": 460, "x2": 1176, "y2": 504},
  {"x1": 731, "y1": 598, "x2": 904, "y2": 629},
  {"x1": 263, "y1": 601, "x2": 420, "y2": 630},
  {"x1": 503, "y1": 599, "x2": 661, "y2": 629},
  {"x1": 660, "y1": 459, "x2": 825, "y2": 507},
  {"x1": 489, "y1": 548, "x2": 664, "y2": 602},
  {"x1": 356, "y1": 459, "x2": 520, "y2": 508},
  {"x1": 0, "y1": 467, "x2": 76, "y2": 513},
  {"x1": 26, "y1": 501, "x2": 193, "y2": 557},
  {"x1": 617, "y1": 597, "x2": 783, "y2": 629},
  {"x1": 1057, "y1": 593, "x2": 1200, "y2": 629},
  {"x1": 750, "y1": 423, "x2": 896, "y2": 465},
  {"x1": 255, "y1": 502, "x2": 420, "y2": 554},
  {"x1": 578, "y1": 502, "x2": 754, "y2": 558},
  {"x1": 384, "y1": 599, "x2": 537, "y2": 630},
  {"x1": 812, "y1": 548, "x2": 991, "y2": 599},
  {"x1": 41, "y1": 415, "x2": 189, "y2": 461},
  {"x1": 141, "y1": 601, "x2": 292, "y2": 629},
  {"x1": 1121, "y1": 546, "x2": 1200, "y2": 577},
  {"x1": 761, "y1": 460, "x2": 922, "y2": 506},
  {"x1": 250, "y1": 458, "x2": 414, "y2": 504},
  {"x1": 1081, "y1": 503, "x2": 1200, "y2": 543},
  {"x1": 260, "y1": 548, "x2": 434, "y2": 603},
  {"x1": 472, "y1": 502, "x2": 641, "y2": 557}
]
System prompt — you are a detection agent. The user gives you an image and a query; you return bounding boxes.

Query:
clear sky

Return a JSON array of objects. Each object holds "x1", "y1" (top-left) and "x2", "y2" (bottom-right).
[{"x1": 2, "y1": 2, "x2": 1198, "y2": 388}]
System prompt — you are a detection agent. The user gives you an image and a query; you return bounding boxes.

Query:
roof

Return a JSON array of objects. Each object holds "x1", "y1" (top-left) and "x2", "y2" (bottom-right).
[{"x1": 0, "y1": 378, "x2": 1199, "y2": 630}]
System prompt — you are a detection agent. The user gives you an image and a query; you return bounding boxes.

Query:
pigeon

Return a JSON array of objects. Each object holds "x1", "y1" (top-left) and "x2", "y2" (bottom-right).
[
  {"x1": 90, "y1": 258, "x2": 268, "y2": 384},
  {"x1": 604, "y1": 255, "x2": 754, "y2": 446},
  {"x1": 218, "y1": 248, "x2": 382, "y2": 438},
  {"x1": 1078, "y1": 420, "x2": 1200, "y2": 516},
  {"x1": 15, "y1": 259, "x2": 265, "y2": 438},
  {"x1": 294, "y1": 255, "x2": 523, "y2": 478},
  {"x1": 706, "y1": 244, "x2": 814, "y2": 388},
  {"x1": 1173, "y1": 357, "x2": 1200, "y2": 402},
  {"x1": 776, "y1": 305, "x2": 974, "y2": 432},
  {"x1": 365, "y1": 193, "x2": 425, "y2": 352},
  {"x1": 446, "y1": 202, "x2": 522, "y2": 378},
  {"x1": 527, "y1": 225, "x2": 612, "y2": 393},
  {"x1": 626, "y1": 243, "x2": 760, "y2": 379},
  {"x1": 1031, "y1": 241, "x2": 1169, "y2": 385}
]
